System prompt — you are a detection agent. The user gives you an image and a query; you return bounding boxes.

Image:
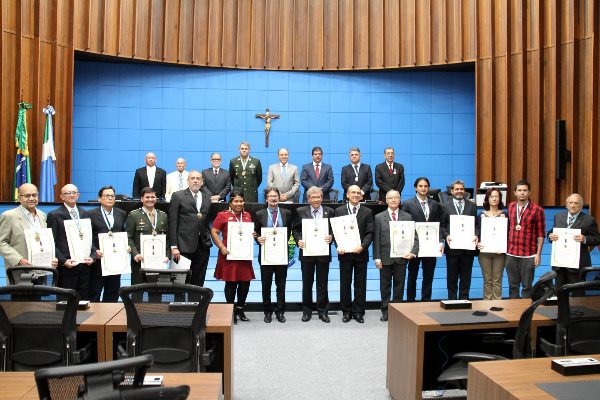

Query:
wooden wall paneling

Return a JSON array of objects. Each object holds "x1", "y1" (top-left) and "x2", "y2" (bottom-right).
[
  {"x1": 575, "y1": 37, "x2": 593, "y2": 202},
  {"x1": 163, "y1": 0, "x2": 180, "y2": 62},
  {"x1": 292, "y1": 0, "x2": 308, "y2": 69},
  {"x1": 192, "y1": 0, "x2": 209, "y2": 65},
  {"x1": 338, "y1": 0, "x2": 353, "y2": 69},
  {"x1": 54, "y1": 44, "x2": 74, "y2": 194},
  {"x1": 399, "y1": 0, "x2": 415, "y2": 66},
  {"x1": 558, "y1": 1, "x2": 575, "y2": 191},
  {"x1": 476, "y1": 0, "x2": 492, "y2": 59},
  {"x1": 72, "y1": 0, "x2": 88, "y2": 49},
  {"x1": 133, "y1": 0, "x2": 150, "y2": 59},
  {"x1": 220, "y1": 0, "x2": 237, "y2": 66},
  {"x1": 277, "y1": 0, "x2": 293, "y2": 69},
  {"x1": 39, "y1": 0, "x2": 56, "y2": 44},
  {"x1": 307, "y1": 0, "x2": 323, "y2": 69},
  {"x1": 414, "y1": 0, "x2": 431, "y2": 65},
  {"x1": 322, "y1": 0, "x2": 338, "y2": 69},
  {"x1": 88, "y1": 0, "x2": 102, "y2": 52},
  {"x1": 368, "y1": 0, "x2": 384, "y2": 68},
  {"x1": 493, "y1": 56, "x2": 509, "y2": 181},
  {"x1": 429, "y1": 0, "x2": 446, "y2": 64},
  {"x1": 117, "y1": 0, "x2": 134, "y2": 56},
  {"x1": 592, "y1": 0, "x2": 600, "y2": 211},
  {"x1": 525, "y1": 63, "x2": 543, "y2": 200},
  {"x1": 476, "y1": 58, "x2": 493, "y2": 181},
  {"x1": 105, "y1": 0, "x2": 122, "y2": 55},
  {"x1": 352, "y1": 0, "x2": 368, "y2": 69},
  {"x1": 249, "y1": 0, "x2": 265, "y2": 68},
  {"x1": 178, "y1": 0, "x2": 194, "y2": 63},
  {"x1": 1, "y1": 31, "x2": 18, "y2": 198},
  {"x1": 57, "y1": 0, "x2": 73, "y2": 47},
  {"x1": 493, "y1": 0, "x2": 507, "y2": 57},
  {"x1": 264, "y1": 0, "x2": 280, "y2": 68},
  {"x1": 446, "y1": 0, "x2": 462, "y2": 63},
  {"x1": 462, "y1": 0, "x2": 477, "y2": 61},
  {"x1": 508, "y1": 52, "x2": 525, "y2": 190},
  {"x1": 149, "y1": 0, "x2": 165, "y2": 61},
  {"x1": 383, "y1": 0, "x2": 399, "y2": 66},
  {"x1": 235, "y1": 0, "x2": 252, "y2": 68}
]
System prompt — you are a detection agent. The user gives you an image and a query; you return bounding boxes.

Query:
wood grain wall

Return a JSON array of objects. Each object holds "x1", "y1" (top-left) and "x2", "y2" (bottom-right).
[{"x1": 1, "y1": 0, "x2": 599, "y2": 217}]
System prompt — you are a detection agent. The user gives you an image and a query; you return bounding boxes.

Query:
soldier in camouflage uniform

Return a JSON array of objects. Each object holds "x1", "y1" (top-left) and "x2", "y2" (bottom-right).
[{"x1": 229, "y1": 142, "x2": 263, "y2": 202}]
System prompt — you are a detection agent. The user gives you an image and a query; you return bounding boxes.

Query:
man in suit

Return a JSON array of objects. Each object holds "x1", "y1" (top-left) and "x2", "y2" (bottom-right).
[
  {"x1": 47, "y1": 184, "x2": 96, "y2": 299},
  {"x1": 375, "y1": 147, "x2": 405, "y2": 203},
  {"x1": 441, "y1": 180, "x2": 479, "y2": 300},
  {"x1": 89, "y1": 185, "x2": 127, "y2": 302},
  {"x1": 202, "y1": 152, "x2": 231, "y2": 202},
  {"x1": 300, "y1": 146, "x2": 334, "y2": 202},
  {"x1": 402, "y1": 177, "x2": 444, "y2": 302},
  {"x1": 293, "y1": 186, "x2": 334, "y2": 323},
  {"x1": 132, "y1": 152, "x2": 167, "y2": 199},
  {"x1": 0, "y1": 183, "x2": 57, "y2": 270},
  {"x1": 373, "y1": 190, "x2": 418, "y2": 321},
  {"x1": 164, "y1": 158, "x2": 189, "y2": 202},
  {"x1": 341, "y1": 147, "x2": 373, "y2": 200},
  {"x1": 229, "y1": 142, "x2": 262, "y2": 202},
  {"x1": 267, "y1": 148, "x2": 300, "y2": 202},
  {"x1": 548, "y1": 193, "x2": 600, "y2": 289},
  {"x1": 127, "y1": 187, "x2": 169, "y2": 287},
  {"x1": 168, "y1": 171, "x2": 213, "y2": 287},
  {"x1": 254, "y1": 187, "x2": 293, "y2": 323},
  {"x1": 335, "y1": 185, "x2": 373, "y2": 323}
]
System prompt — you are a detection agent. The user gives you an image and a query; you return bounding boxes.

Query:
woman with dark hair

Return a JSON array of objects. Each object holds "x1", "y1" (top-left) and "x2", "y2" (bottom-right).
[
  {"x1": 477, "y1": 188, "x2": 507, "y2": 299},
  {"x1": 211, "y1": 192, "x2": 255, "y2": 323}
]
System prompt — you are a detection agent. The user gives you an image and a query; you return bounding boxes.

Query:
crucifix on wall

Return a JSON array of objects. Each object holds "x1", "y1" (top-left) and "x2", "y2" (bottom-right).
[{"x1": 255, "y1": 108, "x2": 280, "y2": 147}]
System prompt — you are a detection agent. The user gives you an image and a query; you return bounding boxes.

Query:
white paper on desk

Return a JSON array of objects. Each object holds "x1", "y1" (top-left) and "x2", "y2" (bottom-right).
[
  {"x1": 449, "y1": 215, "x2": 476, "y2": 250},
  {"x1": 169, "y1": 254, "x2": 191, "y2": 270},
  {"x1": 226, "y1": 222, "x2": 254, "y2": 261},
  {"x1": 551, "y1": 228, "x2": 581, "y2": 269},
  {"x1": 416, "y1": 222, "x2": 442, "y2": 257},
  {"x1": 140, "y1": 234, "x2": 168, "y2": 269},
  {"x1": 24, "y1": 228, "x2": 55, "y2": 267},
  {"x1": 330, "y1": 215, "x2": 361, "y2": 252},
  {"x1": 389, "y1": 221, "x2": 415, "y2": 258},
  {"x1": 479, "y1": 217, "x2": 508, "y2": 254},
  {"x1": 99, "y1": 232, "x2": 130, "y2": 276},
  {"x1": 260, "y1": 227, "x2": 288, "y2": 265},
  {"x1": 302, "y1": 218, "x2": 329, "y2": 257},
  {"x1": 64, "y1": 218, "x2": 93, "y2": 262}
]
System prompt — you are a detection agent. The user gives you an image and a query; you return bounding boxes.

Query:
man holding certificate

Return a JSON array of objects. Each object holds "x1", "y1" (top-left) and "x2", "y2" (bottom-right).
[
  {"x1": 548, "y1": 193, "x2": 600, "y2": 289},
  {"x1": 254, "y1": 187, "x2": 292, "y2": 323},
  {"x1": 373, "y1": 190, "x2": 418, "y2": 322},
  {"x1": 334, "y1": 185, "x2": 373, "y2": 323}
]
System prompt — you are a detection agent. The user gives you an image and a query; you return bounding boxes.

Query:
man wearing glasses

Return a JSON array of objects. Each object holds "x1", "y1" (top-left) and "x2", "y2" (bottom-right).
[
  {"x1": 0, "y1": 183, "x2": 57, "y2": 270},
  {"x1": 202, "y1": 152, "x2": 231, "y2": 202}
]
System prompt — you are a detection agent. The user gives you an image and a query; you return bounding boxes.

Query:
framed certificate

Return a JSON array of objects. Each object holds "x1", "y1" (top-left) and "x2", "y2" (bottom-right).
[
  {"x1": 226, "y1": 222, "x2": 255, "y2": 261},
  {"x1": 330, "y1": 215, "x2": 361, "y2": 253},
  {"x1": 551, "y1": 228, "x2": 581, "y2": 269},
  {"x1": 389, "y1": 221, "x2": 415, "y2": 258},
  {"x1": 140, "y1": 234, "x2": 168, "y2": 269},
  {"x1": 302, "y1": 218, "x2": 329, "y2": 257},
  {"x1": 260, "y1": 227, "x2": 288, "y2": 265},
  {"x1": 99, "y1": 232, "x2": 130, "y2": 276},
  {"x1": 416, "y1": 222, "x2": 442, "y2": 257},
  {"x1": 64, "y1": 218, "x2": 93, "y2": 262},
  {"x1": 24, "y1": 228, "x2": 55, "y2": 267},
  {"x1": 479, "y1": 217, "x2": 508, "y2": 254},
  {"x1": 449, "y1": 215, "x2": 476, "y2": 250}
]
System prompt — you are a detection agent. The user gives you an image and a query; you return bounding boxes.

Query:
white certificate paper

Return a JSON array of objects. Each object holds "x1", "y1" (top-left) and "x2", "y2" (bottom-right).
[
  {"x1": 260, "y1": 227, "x2": 288, "y2": 265},
  {"x1": 140, "y1": 234, "x2": 168, "y2": 269},
  {"x1": 330, "y1": 215, "x2": 361, "y2": 252},
  {"x1": 449, "y1": 215, "x2": 476, "y2": 250},
  {"x1": 226, "y1": 222, "x2": 255, "y2": 261},
  {"x1": 551, "y1": 228, "x2": 581, "y2": 269},
  {"x1": 24, "y1": 228, "x2": 55, "y2": 267},
  {"x1": 64, "y1": 218, "x2": 93, "y2": 262},
  {"x1": 389, "y1": 221, "x2": 415, "y2": 258},
  {"x1": 479, "y1": 217, "x2": 508, "y2": 254},
  {"x1": 416, "y1": 222, "x2": 442, "y2": 257},
  {"x1": 302, "y1": 218, "x2": 330, "y2": 257},
  {"x1": 99, "y1": 232, "x2": 130, "y2": 276}
]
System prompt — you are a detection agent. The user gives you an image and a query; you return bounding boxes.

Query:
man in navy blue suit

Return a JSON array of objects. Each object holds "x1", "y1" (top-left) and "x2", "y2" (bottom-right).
[{"x1": 300, "y1": 146, "x2": 334, "y2": 202}]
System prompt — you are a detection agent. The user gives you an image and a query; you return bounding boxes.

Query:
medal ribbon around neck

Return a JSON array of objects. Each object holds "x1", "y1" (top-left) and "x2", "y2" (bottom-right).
[{"x1": 516, "y1": 202, "x2": 529, "y2": 227}]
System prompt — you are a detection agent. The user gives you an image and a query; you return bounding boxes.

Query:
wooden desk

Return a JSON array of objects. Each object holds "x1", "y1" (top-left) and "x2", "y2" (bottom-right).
[
  {"x1": 105, "y1": 303, "x2": 233, "y2": 400},
  {"x1": 78, "y1": 303, "x2": 124, "y2": 362},
  {"x1": 468, "y1": 354, "x2": 600, "y2": 399},
  {"x1": 0, "y1": 371, "x2": 222, "y2": 400}
]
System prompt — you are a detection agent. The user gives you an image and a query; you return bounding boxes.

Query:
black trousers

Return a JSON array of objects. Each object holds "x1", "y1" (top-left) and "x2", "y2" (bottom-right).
[
  {"x1": 300, "y1": 260, "x2": 330, "y2": 315},
  {"x1": 181, "y1": 242, "x2": 210, "y2": 287},
  {"x1": 260, "y1": 264, "x2": 287, "y2": 314},
  {"x1": 380, "y1": 261, "x2": 407, "y2": 312},
  {"x1": 224, "y1": 281, "x2": 250, "y2": 306},
  {"x1": 407, "y1": 257, "x2": 437, "y2": 301},
  {"x1": 89, "y1": 260, "x2": 121, "y2": 302},
  {"x1": 446, "y1": 253, "x2": 475, "y2": 300},
  {"x1": 58, "y1": 264, "x2": 91, "y2": 300},
  {"x1": 339, "y1": 259, "x2": 367, "y2": 315}
]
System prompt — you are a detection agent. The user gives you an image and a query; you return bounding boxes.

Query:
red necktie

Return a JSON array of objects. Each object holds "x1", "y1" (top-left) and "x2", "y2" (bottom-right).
[
  {"x1": 392, "y1": 212, "x2": 396, "y2": 221},
  {"x1": 388, "y1": 164, "x2": 393, "y2": 174},
  {"x1": 272, "y1": 209, "x2": 278, "y2": 227},
  {"x1": 315, "y1": 164, "x2": 320, "y2": 179}
]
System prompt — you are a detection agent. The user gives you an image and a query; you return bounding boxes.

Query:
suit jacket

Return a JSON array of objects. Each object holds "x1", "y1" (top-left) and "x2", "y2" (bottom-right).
[
  {"x1": 254, "y1": 207, "x2": 293, "y2": 266},
  {"x1": 89, "y1": 207, "x2": 128, "y2": 249},
  {"x1": 402, "y1": 196, "x2": 445, "y2": 242},
  {"x1": 168, "y1": 187, "x2": 213, "y2": 253},
  {"x1": 548, "y1": 211, "x2": 600, "y2": 267},
  {"x1": 440, "y1": 199, "x2": 478, "y2": 256},
  {"x1": 0, "y1": 207, "x2": 48, "y2": 268},
  {"x1": 375, "y1": 162, "x2": 405, "y2": 202},
  {"x1": 126, "y1": 208, "x2": 169, "y2": 258},
  {"x1": 292, "y1": 205, "x2": 334, "y2": 263},
  {"x1": 300, "y1": 163, "x2": 334, "y2": 201},
  {"x1": 47, "y1": 205, "x2": 96, "y2": 267},
  {"x1": 373, "y1": 209, "x2": 419, "y2": 265},
  {"x1": 341, "y1": 163, "x2": 373, "y2": 199},
  {"x1": 164, "y1": 170, "x2": 189, "y2": 202},
  {"x1": 334, "y1": 204, "x2": 374, "y2": 262},
  {"x1": 132, "y1": 166, "x2": 167, "y2": 199},
  {"x1": 229, "y1": 157, "x2": 263, "y2": 202},
  {"x1": 201, "y1": 168, "x2": 231, "y2": 201},
  {"x1": 267, "y1": 163, "x2": 300, "y2": 201}
]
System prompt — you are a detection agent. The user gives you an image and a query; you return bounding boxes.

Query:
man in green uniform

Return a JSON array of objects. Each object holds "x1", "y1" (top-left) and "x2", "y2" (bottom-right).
[{"x1": 229, "y1": 141, "x2": 263, "y2": 202}]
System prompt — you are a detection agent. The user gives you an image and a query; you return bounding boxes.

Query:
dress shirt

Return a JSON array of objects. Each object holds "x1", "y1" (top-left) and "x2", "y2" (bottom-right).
[
  {"x1": 101, "y1": 207, "x2": 115, "y2": 229},
  {"x1": 146, "y1": 165, "x2": 157, "y2": 188},
  {"x1": 64, "y1": 204, "x2": 79, "y2": 219},
  {"x1": 507, "y1": 201, "x2": 546, "y2": 257},
  {"x1": 266, "y1": 207, "x2": 283, "y2": 227},
  {"x1": 310, "y1": 206, "x2": 323, "y2": 219},
  {"x1": 20, "y1": 205, "x2": 42, "y2": 230}
]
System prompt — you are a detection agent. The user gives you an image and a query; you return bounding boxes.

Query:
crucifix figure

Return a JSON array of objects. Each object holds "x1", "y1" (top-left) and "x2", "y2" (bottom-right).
[{"x1": 255, "y1": 108, "x2": 280, "y2": 147}]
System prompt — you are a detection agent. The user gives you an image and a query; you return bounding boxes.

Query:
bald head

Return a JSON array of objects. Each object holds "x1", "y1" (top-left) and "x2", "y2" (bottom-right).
[
  {"x1": 60, "y1": 184, "x2": 80, "y2": 207},
  {"x1": 145, "y1": 152, "x2": 157, "y2": 167},
  {"x1": 18, "y1": 183, "x2": 39, "y2": 211},
  {"x1": 346, "y1": 185, "x2": 363, "y2": 206},
  {"x1": 566, "y1": 193, "x2": 584, "y2": 215}
]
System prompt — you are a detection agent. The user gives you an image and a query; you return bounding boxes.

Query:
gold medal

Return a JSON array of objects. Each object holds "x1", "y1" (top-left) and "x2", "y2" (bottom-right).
[
  {"x1": 40, "y1": 247, "x2": 44, "y2": 252},
  {"x1": 152, "y1": 229, "x2": 157, "y2": 235},
  {"x1": 79, "y1": 231, "x2": 84, "y2": 240},
  {"x1": 272, "y1": 229, "x2": 277, "y2": 235},
  {"x1": 35, "y1": 233, "x2": 40, "y2": 241},
  {"x1": 350, "y1": 224, "x2": 355, "y2": 230},
  {"x1": 197, "y1": 212, "x2": 203, "y2": 219},
  {"x1": 515, "y1": 224, "x2": 521, "y2": 231},
  {"x1": 108, "y1": 231, "x2": 113, "y2": 237},
  {"x1": 242, "y1": 171, "x2": 246, "y2": 176}
]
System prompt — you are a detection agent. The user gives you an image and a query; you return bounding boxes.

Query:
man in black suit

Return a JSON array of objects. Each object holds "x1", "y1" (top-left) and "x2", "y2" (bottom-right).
[
  {"x1": 168, "y1": 171, "x2": 213, "y2": 287},
  {"x1": 402, "y1": 177, "x2": 444, "y2": 301},
  {"x1": 254, "y1": 187, "x2": 293, "y2": 323},
  {"x1": 202, "y1": 152, "x2": 231, "y2": 202},
  {"x1": 548, "y1": 193, "x2": 600, "y2": 289},
  {"x1": 335, "y1": 185, "x2": 373, "y2": 323},
  {"x1": 89, "y1": 185, "x2": 127, "y2": 302},
  {"x1": 441, "y1": 179, "x2": 478, "y2": 300},
  {"x1": 341, "y1": 147, "x2": 373, "y2": 200},
  {"x1": 47, "y1": 184, "x2": 96, "y2": 299},
  {"x1": 300, "y1": 146, "x2": 335, "y2": 202},
  {"x1": 132, "y1": 152, "x2": 167, "y2": 199},
  {"x1": 292, "y1": 186, "x2": 334, "y2": 323},
  {"x1": 375, "y1": 147, "x2": 405, "y2": 203}
]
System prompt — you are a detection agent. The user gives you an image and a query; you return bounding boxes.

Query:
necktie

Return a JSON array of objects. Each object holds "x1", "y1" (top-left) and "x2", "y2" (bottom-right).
[
  {"x1": 421, "y1": 201, "x2": 429, "y2": 221},
  {"x1": 568, "y1": 215, "x2": 575, "y2": 228},
  {"x1": 193, "y1": 193, "x2": 199, "y2": 210},
  {"x1": 178, "y1": 174, "x2": 183, "y2": 190},
  {"x1": 272, "y1": 209, "x2": 278, "y2": 227},
  {"x1": 392, "y1": 211, "x2": 396, "y2": 221},
  {"x1": 281, "y1": 165, "x2": 287, "y2": 179},
  {"x1": 313, "y1": 209, "x2": 319, "y2": 218},
  {"x1": 352, "y1": 206, "x2": 357, "y2": 214},
  {"x1": 353, "y1": 165, "x2": 359, "y2": 175},
  {"x1": 70, "y1": 209, "x2": 78, "y2": 220},
  {"x1": 214, "y1": 169, "x2": 218, "y2": 176},
  {"x1": 388, "y1": 164, "x2": 393, "y2": 174},
  {"x1": 457, "y1": 200, "x2": 463, "y2": 215},
  {"x1": 315, "y1": 164, "x2": 320, "y2": 179}
]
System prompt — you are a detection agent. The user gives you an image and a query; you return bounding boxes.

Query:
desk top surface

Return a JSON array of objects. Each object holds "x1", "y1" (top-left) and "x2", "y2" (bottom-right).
[{"x1": 79, "y1": 303, "x2": 124, "y2": 327}]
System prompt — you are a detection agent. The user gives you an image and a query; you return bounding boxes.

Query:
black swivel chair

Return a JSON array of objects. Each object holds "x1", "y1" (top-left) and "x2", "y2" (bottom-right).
[
  {"x1": 581, "y1": 266, "x2": 600, "y2": 281},
  {"x1": 6, "y1": 266, "x2": 58, "y2": 287},
  {"x1": 118, "y1": 282, "x2": 215, "y2": 372}
]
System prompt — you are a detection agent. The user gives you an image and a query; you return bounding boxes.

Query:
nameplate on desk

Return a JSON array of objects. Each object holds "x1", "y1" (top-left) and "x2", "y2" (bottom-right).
[
  {"x1": 545, "y1": 295, "x2": 558, "y2": 306},
  {"x1": 143, "y1": 375, "x2": 164, "y2": 387},
  {"x1": 168, "y1": 302, "x2": 199, "y2": 311},
  {"x1": 56, "y1": 300, "x2": 90, "y2": 310},
  {"x1": 552, "y1": 357, "x2": 600, "y2": 376},
  {"x1": 440, "y1": 300, "x2": 472, "y2": 310}
]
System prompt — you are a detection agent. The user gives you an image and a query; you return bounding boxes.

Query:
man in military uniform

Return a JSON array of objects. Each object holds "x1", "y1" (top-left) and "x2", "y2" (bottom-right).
[{"x1": 229, "y1": 141, "x2": 262, "y2": 202}]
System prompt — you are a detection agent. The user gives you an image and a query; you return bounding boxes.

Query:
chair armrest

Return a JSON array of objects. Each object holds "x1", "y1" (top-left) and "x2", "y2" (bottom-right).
[
  {"x1": 539, "y1": 338, "x2": 563, "y2": 357},
  {"x1": 202, "y1": 348, "x2": 215, "y2": 367},
  {"x1": 116, "y1": 344, "x2": 129, "y2": 359},
  {"x1": 71, "y1": 342, "x2": 93, "y2": 364},
  {"x1": 453, "y1": 352, "x2": 508, "y2": 362}
]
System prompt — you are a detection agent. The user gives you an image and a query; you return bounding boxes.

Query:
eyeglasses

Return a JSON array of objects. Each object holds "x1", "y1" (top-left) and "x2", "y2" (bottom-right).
[
  {"x1": 211, "y1": 158, "x2": 221, "y2": 161},
  {"x1": 19, "y1": 193, "x2": 39, "y2": 199},
  {"x1": 102, "y1": 194, "x2": 116, "y2": 199},
  {"x1": 62, "y1": 191, "x2": 79, "y2": 196}
]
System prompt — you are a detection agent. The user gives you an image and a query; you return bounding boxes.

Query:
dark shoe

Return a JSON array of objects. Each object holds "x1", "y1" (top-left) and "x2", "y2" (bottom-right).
[
  {"x1": 342, "y1": 313, "x2": 352, "y2": 323},
  {"x1": 264, "y1": 313, "x2": 272, "y2": 323},
  {"x1": 354, "y1": 314, "x2": 365, "y2": 323},
  {"x1": 318, "y1": 313, "x2": 330, "y2": 323},
  {"x1": 233, "y1": 311, "x2": 238, "y2": 325},
  {"x1": 276, "y1": 313, "x2": 286, "y2": 323},
  {"x1": 301, "y1": 313, "x2": 312, "y2": 322},
  {"x1": 380, "y1": 312, "x2": 388, "y2": 322},
  {"x1": 235, "y1": 307, "x2": 249, "y2": 322}
]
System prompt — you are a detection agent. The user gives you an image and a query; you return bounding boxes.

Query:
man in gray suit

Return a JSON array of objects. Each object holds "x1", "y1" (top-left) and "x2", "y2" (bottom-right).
[
  {"x1": 267, "y1": 148, "x2": 299, "y2": 202},
  {"x1": 202, "y1": 152, "x2": 231, "y2": 202},
  {"x1": 373, "y1": 190, "x2": 417, "y2": 321}
]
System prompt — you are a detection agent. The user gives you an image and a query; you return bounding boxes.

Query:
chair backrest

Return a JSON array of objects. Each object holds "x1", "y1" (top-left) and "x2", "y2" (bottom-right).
[
  {"x1": 513, "y1": 287, "x2": 556, "y2": 359},
  {"x1": 581, "y1": 266, "x2": 600, "y2": 281},
  {"x1": 292, "y1": 191, "x2": 301, "y2": 203},
  {"x1": 369, "y1": 190, "x2": 379, "y2": 201},
  {"x1": 531, "y1": 270, "x2": 557, "y2": 303},
  {"x1": 5, "y1": 266, "x2": 59, "y2": 287},
  {"x1": 119, "y1": 282, "x2": 213, "y2": 372},
  {"x1": 325, "y1": 189, "x2": 339, "y2": 203},
  {"x1": 0, "y1": 285, "x2": 79, "y2": 371}
]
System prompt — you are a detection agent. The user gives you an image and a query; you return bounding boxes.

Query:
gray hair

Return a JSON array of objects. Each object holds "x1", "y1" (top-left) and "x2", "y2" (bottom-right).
[
  {"x1": 450, "y1": 179, "x2": 465, "y2": 189},
  {"x1": 384, "y1": 147, "x2": 394, "y2": 153},
  {"x1": 306, "y1": 186, "x2": 323, "y2": 198},
  {"x1": 349, "y1": 147, "x2": 361, "y2": 153},
  {"x1": 566, "y1": 193, "x2": 584, "y2": 204}
]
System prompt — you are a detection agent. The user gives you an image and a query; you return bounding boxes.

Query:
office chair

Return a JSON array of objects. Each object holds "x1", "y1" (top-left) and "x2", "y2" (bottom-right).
[
  {"x1": 6, "y1": 266, "x2": 58, "y2": 287},
  {"x1": 581, "y1": 266, "x2": 600, "y2": 281},
  {"x1": 0, "y1": 285, "x2": 92, "y2": 371},
  {"x1": 118, "y1": 282, "x2": 215, "y2": 372},
  {"x1": 292, "y1": 191, "x2": 301, "y2": 203},
  {"x1": 369, "y1": 190, "x2": 379, "y2": 201},
  {"x1": 324, "y1": 189, "x2": 339, "y2": 203}
]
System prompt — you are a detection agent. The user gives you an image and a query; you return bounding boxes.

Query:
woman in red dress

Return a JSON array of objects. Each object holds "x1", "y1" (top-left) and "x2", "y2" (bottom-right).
[{"x1": 211, "y1": 191, "x2": 255, "y2": 323}]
